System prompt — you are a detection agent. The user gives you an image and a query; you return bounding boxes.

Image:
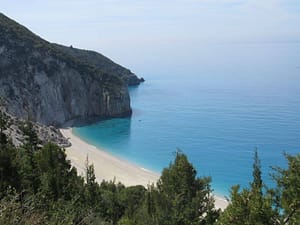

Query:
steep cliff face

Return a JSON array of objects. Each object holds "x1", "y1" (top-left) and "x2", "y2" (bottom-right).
[{"x1": 0, "y1": 13, "x2": 134, "y2": 126}]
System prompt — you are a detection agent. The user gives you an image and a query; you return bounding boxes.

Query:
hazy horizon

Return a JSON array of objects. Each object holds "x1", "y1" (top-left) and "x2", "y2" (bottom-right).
[{"x1": 2, "y1": 0, "x2": 300, "y2": 74}]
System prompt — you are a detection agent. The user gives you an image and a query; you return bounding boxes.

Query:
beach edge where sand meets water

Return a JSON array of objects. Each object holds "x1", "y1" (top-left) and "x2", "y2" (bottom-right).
[{"x1": 60, "y1": 127, "x2": 228, "y2": 210}]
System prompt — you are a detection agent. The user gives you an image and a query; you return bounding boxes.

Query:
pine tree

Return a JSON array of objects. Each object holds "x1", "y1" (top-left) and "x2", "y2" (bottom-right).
[
  {"x1": 272, "y1": 154, "x2": 300, "y2": 225},
  {"x1": 217, "y1": 151, "x2": 274, "y2": 225},
  {"x1": 156, "y1": 152, "x2": 218, "y2": 225},
  {"x1": 84, "y1": 156, "x2": 99, "y2": 206},
  {"x1": 21, "y1": 120, "x2": 40, "y2": 153}
]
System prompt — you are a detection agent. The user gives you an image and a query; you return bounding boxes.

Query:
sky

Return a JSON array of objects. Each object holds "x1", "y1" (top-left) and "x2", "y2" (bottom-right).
[{"x1": 1, "y1": 0, "x2": 300, "y2": 73}]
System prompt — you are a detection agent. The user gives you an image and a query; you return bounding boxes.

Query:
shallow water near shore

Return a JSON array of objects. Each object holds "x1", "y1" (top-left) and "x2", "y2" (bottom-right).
[{"x1": 73, "y1": 43, "x2": 300, "y2": 196}]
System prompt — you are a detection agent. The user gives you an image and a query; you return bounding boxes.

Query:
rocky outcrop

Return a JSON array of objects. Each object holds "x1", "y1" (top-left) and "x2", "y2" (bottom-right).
[
  {"x1": 1, "y1": 108, "x2": 70, "y2": 147},
  {"x1": 0, "y1": 13, "x2": 136, "y2": 126}
]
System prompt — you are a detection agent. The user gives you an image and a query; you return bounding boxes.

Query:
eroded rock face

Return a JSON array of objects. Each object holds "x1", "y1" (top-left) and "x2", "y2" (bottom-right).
[
  {"x1": 0, "y1": 13, "x2": 133, "y2": 126},
  {"x1": 1, "y1": 108, "x2": 70, "y2": 147}
]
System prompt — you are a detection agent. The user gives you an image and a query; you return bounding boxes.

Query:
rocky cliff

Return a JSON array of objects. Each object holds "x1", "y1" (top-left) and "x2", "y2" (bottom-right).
[
  {"x1": 0, "y1": 13, "x2": 139, "y2": 126},
  {"x1": 0, "y1": 107, "x2": 70, "y2": 147}
]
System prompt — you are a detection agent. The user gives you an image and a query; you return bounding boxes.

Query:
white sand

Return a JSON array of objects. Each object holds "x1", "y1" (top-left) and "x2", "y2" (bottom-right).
[{"x1": 60, "y1": 127, "x2": 228, "y2": 210}]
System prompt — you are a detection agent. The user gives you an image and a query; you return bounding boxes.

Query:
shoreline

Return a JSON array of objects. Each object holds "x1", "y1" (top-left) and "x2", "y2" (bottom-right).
[{"x1": 60, "y1": 127, "x2": 228, "y2": 210}]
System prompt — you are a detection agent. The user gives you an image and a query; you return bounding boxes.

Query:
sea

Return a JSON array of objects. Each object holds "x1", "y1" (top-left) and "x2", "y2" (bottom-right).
[{"x1": 73, "y1": 43, "x2": 300, "y2": 197}]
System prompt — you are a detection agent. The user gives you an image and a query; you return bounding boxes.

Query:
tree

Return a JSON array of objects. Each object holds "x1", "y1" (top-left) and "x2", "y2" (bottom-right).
[
  {"x1": 0, "y1": 112, "x2": 20, "y2": 194},
  {"x1": 217, "y1": 151, "x2": 274, "y2": 225},
  {"x1": 272, "y1": 154, "x2": 300, "y2": 225},
  {"x1": 84, "y1": 156, "x2": 99, "y2": 207},
  {"x1": 21, "y1": 120, "x2": 40, "y2": 153},
  {"x1": 0, "y1": 111, "x2": 8, "y2": 146},
  {"x1": 34, "y1": 143, "x2": 76, "y2": 201},
  {"x1": 119, "y1": 185, "x2": 146, "y2": 218},
  {"x1": 252, "y1": 150, "x2": 263, "y2": 191},
  {"x1": 18, "y1": 120, "x2": 41, "y2": 193},
  {"x1": 152, "y1": 152, "x2": 219, "y2": 225},
  {"x1": 0, "y1": 142, "x2": 20, "y2": 195},
  {"x1": 99, "y1": 180, "x2": 125, "y2": 225}
]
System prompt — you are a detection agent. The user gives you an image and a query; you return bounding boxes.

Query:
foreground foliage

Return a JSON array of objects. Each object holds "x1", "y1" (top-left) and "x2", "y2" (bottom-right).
[
  {"x1": 0, "y1": 115, "x2": 299, "y2": 224},
  {"x1": 0, "y1": 116, "x2": 219, "y2": 224},
  {"x1": 217, "y1": 151, "x2": 300, "y2": 225}
]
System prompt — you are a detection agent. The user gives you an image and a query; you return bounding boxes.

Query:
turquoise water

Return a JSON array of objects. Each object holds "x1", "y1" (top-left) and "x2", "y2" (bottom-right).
[{"x1": 73, "y1": 43, "x2": 300, "y2": 196}]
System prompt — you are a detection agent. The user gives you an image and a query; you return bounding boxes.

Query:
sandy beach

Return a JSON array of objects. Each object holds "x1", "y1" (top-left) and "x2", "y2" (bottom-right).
[{"x1": 60, "y1": 127, "x2": 228, "y2": 210}]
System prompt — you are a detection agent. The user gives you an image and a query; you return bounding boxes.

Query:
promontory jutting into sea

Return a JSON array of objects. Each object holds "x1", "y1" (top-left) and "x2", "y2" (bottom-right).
[{"x1": 1, "y1": 1, "x2": 300, "y2": 223}]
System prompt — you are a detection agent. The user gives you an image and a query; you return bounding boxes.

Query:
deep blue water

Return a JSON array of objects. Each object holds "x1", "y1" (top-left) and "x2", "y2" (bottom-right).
[{"x1": 73, "y1": 43, "x2": 300, "y2": 197}]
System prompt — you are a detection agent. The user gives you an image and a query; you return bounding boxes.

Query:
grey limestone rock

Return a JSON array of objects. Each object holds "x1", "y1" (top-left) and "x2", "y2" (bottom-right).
[
  {"x1": 0, "y1": 13, "x2": 136, "y2": 126},
  {"x1": 1, "y1": 108, "x2": 70, "y2": 147}
]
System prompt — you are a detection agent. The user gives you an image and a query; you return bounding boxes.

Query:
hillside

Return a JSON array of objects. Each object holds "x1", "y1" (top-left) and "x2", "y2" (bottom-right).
[
  {"x1": 0, "y1": 13, "x2": 140, "y2": 126},
  {"x1": 54, "y1": 44, "x2": 144, "y2": 86}
]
